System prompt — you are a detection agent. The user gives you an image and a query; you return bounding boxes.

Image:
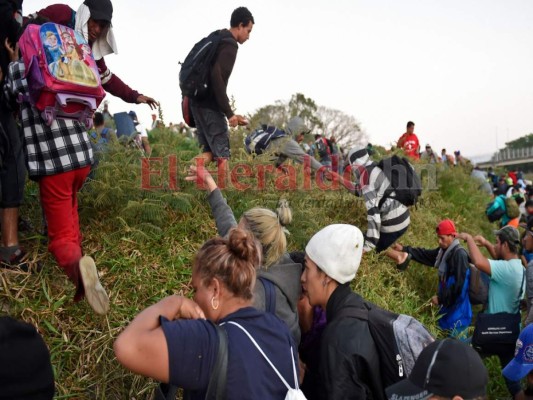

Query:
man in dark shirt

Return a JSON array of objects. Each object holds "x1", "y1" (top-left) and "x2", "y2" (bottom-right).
[
  {"x1": 191, "y1": 7, "x2": 253, "y2": 164},
  {"x1": 388, "y1": 219, "x2": 472, "y2": 337}
]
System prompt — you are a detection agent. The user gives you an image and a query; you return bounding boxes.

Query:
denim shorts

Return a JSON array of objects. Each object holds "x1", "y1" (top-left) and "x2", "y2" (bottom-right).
[{"x1": 190, "y1": 104, "x2": 230, "y2": 159}]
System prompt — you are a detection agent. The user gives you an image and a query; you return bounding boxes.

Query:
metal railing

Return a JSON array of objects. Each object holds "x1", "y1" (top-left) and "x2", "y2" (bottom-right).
[{"x1": 492, "y1": 147, "x2": 533, "y2": 162}]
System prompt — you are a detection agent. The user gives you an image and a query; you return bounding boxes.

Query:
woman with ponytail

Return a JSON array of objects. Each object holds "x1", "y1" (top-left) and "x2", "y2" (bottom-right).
[
  {"x1": 187, "y1": 164, "x2": 302, "y2": 344},
  {"x1": 114, "y1": 228, "x2": 299, "y2": 398}
]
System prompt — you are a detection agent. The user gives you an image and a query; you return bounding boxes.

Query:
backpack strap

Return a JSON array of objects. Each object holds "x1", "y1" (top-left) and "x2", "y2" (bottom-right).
[
  {"x1": 205, "y1": 324, "x2": 229, "y2": 400},
  {"x1": 159, "y1": 323, "x2": 228, "y2": 400},
  {"x1": 258, "y1": 276, "x2": 276, "y2": 314},
  {"x1": 225, "y1": 321, "x2": 298, "y2": 392},
  {"x1": 333, "y1": 306, "x2": 369, "y2": 322}
]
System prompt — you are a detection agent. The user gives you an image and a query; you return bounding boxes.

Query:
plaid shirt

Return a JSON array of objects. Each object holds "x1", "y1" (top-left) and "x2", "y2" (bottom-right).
[{"x1": 3, "y1": 60, "x2": 93, "y2": 178}]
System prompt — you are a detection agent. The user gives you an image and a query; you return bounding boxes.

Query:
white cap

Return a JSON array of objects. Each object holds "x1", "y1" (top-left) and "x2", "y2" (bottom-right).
[{"x1": 305, "y1": 224, "x2": 364, "y2": 284}]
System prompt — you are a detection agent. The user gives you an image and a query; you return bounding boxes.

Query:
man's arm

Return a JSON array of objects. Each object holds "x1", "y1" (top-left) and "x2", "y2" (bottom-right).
[
  {"x1": 280, "y1": 139, "x2": 323, "y2": 170},
  {"x1": 402, "y1": 246, "x2": 440, "y2": 267},
  {"x1": 457, "y1": 233, "x2": 491, "y2": 275},
  {"x1": 96, "y1": 58, "x2": 157, "y2": 108},
  {"x1": 210, "y1": 41, "x2": 237, "y2": 119},
  {"x1": 474, "y1": 235, "x2": 497, "y2": 259}
]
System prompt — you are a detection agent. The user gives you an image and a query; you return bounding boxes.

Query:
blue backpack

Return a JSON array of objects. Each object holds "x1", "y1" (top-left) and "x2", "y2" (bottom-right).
[{"x1": 245, "y1": 125, "x2": 288, "y2": 155}]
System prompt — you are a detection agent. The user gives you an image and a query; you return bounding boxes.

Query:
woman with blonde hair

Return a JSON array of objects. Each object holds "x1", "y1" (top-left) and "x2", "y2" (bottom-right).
[
  {"x1": 187, "y1": 164, "x2": 302, "y2": 343},
  {"x1": 114, "y1": 228, "x2": 300, "y2": 398}
]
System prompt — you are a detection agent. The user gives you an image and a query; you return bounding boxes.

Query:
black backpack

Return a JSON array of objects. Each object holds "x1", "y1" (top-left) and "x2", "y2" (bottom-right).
[
  {"x1": 179, "y1": 30, "x2": 225, "y2": 99},
  {"x1": 368, "y1": 155, "x2": 422, "y2": 207},
  {"x1": 336, "y1": 302, "x2": 434, "y2": 388},
  {"x1": 244, "y1": 125, "x2": 288, "y2": 155}
]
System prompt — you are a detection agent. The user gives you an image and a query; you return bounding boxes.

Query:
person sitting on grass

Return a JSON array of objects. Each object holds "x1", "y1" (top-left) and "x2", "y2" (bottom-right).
[
  {"x1": 186, "y1": 163, "x2": 302, "y2": 344},
  {"x1": 387, "y1": 219, "x2": 472, "y2": 338},
  {"x1": 114, "y1": 228, "x2": 300, "y2": 399}
]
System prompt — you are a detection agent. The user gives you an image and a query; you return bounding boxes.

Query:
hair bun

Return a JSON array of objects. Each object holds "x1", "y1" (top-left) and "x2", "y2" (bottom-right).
[
  {"x1": 228, "y1": 228, "x2": 260, "y2": 264},
  {"x1": 276, "y1": 198, "x2": 292, "y2": 226}
]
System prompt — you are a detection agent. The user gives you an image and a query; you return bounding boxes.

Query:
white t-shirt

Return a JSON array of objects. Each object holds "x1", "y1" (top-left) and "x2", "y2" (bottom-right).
[{"x1": 135, "y1": 123, "x2": 148, "y2": 138}]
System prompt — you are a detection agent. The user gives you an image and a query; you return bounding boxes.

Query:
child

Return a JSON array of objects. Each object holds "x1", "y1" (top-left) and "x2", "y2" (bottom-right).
[{"x1": 2, "y1": 40, "x2": 109, "y2": 315}]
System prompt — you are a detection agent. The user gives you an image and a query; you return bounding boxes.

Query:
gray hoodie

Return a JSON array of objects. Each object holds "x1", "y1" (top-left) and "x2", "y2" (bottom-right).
[
  {"x1": 207, "y1": 189, "x2": 302, "y2": 344},
  {"x1": 266, "y1": 116, "x2": 323, "y2": 170}
]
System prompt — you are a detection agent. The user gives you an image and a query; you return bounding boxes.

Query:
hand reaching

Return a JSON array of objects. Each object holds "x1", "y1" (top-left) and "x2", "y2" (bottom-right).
[
  {"x1": 137, "y1": 95, "x2": 159, "y2": 110},
  {"x1": 185, "y1": 163, "x2": 217, "y2": 192}
]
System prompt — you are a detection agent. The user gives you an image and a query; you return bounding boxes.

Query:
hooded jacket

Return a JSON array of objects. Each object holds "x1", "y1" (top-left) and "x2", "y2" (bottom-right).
[
  {"x1": 318, "y1": 284, "x2": 384, "y2": 400},
  {"x1": 266, "y1": 116, "x2": 323, "y2": 170},
  {"x1": 350, "y1": 150, "x2": 410, "y2": 252},
  {"x1": 207, "y1": 188, "x2": 302, "y2": 344}
]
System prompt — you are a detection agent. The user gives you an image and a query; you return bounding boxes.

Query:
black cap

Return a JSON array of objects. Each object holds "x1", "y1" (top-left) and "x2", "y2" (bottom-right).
[
  {"x1": 386, "y1": 339, "x2": 488, "y2": 400},
  {"x1": 0, "y1": 317, "x2": 55, "y2": 399},
  {"x1": 84, "y1": 0, "x2": 113, "y2": 23}
]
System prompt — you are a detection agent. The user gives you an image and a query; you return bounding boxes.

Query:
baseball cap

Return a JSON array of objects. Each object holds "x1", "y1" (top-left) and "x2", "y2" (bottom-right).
[
  {"x1": 502, "y1": 324, "x2": 533, "y2": 381},
  {"x1": 435, "y1": 219, "x2": 457, "y2": 236},
  {"x1": 494, "y1": 226, "x2": 520, "y2": 246},
  {"x1": 305, "y1": 224, "x2": 364, "y2": 284},
  {"x1": 386, "y1": 339, "x2": 488, "y2": 400},
  {"x1": 84, "y1": 0, "x2": 113, "y2": 23}
]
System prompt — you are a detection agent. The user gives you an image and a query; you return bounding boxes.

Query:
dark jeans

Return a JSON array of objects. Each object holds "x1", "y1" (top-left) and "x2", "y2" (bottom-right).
[
  {"x1": 375, "y1": 226, "x2": 409, "y2": 253},
  {"x1": 0, "y1": 107, "x2": 25, "y2": 208}
]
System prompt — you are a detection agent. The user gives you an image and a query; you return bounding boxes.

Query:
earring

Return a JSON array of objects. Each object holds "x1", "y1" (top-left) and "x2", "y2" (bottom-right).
[
  {"x1": 211, "y1": 297, "x2": 219, "y2": 310},
  {"x1": 322, "y1": 280, "x2": 327, "y2": 287}
]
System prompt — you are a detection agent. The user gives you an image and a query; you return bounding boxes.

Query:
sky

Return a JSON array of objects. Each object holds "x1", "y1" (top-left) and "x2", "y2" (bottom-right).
[{"x1": 23, "y1": 0, "x2": 533, "y2": 160}]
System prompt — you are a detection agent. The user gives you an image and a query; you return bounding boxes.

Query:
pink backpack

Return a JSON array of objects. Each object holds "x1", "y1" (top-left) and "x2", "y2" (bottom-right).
[{"x1": 18, "y1": 22, "x2": 105, "y2": 128}]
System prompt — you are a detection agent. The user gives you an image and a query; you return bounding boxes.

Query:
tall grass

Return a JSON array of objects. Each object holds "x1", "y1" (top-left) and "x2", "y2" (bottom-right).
[{"x1": 0, "y1": 128, "x2": 509, "y2": 398}]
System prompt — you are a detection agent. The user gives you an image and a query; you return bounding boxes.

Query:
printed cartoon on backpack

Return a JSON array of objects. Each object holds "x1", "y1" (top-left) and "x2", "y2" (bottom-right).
[{"x1": 18, "y1": 22, "x2": 105, "y2": 127}]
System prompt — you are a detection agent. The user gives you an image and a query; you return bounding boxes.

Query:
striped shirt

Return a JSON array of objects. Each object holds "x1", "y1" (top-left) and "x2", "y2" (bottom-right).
[
  {"x1": 362, "y1": 165, "x2": 411, "y2": 251},
  {"x1": 3, "y1": 60, "x2": 93, "y2": 178}
]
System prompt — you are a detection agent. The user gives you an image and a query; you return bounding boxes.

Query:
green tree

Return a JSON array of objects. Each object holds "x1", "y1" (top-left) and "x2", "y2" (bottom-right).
[{"x1": 505, "y1": 133, "x2": 533, "y2": 149}]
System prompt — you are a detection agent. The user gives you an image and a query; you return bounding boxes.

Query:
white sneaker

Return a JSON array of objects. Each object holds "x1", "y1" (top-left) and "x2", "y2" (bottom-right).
[{"x1": 79, "y1": 256, "x2": 110, "y2": 315}]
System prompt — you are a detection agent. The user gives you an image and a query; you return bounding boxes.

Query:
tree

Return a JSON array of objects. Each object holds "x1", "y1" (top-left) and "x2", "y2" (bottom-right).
[
  {"x1": 247, "y1": 93, "x2": 323, "y2": 132},
  {"x1": 247, "y1": 93, "x2": 366, "y2": 150},
  {"x1": 505, "y1": 133, "x2": 533, "y2": 149},
  {"x1": 314, "y1": 106, "x2": 367, "y2": 149}
]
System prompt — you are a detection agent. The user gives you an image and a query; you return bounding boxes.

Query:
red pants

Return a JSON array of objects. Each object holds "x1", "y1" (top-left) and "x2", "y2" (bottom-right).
[{"x1": 39, "y1": 166, "x2": 90, "y2": 301}]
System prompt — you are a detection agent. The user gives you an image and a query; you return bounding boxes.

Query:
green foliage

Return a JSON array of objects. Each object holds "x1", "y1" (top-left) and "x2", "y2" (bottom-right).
[
  {"x1": 1, "y1": 133, "x2": 510, "y2": 398},
  {"x1": 505, "y1": 133, "x2": 533, "y2": 149}
]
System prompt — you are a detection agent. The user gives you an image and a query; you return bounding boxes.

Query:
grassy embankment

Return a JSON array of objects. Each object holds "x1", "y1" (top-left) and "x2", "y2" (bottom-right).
[{"x1": 0, "y1": 128, "x2": 510, "y2": 398}]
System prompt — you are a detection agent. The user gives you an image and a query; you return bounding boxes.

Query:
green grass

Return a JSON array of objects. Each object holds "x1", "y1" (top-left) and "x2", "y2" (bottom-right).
[{"x1": 0, "y1": 128, "x2": 511, "y2": 398}]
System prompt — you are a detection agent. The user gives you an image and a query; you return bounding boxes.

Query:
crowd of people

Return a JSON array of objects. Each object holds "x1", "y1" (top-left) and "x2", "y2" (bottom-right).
[{"x1": 2, "y1": 0, "x2": 533, "y2": 399}]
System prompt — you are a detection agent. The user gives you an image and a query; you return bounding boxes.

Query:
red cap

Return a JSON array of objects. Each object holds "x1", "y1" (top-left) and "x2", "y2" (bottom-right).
[{"x1": 436, "y1": 219, "x2": 457, "y2": 236}]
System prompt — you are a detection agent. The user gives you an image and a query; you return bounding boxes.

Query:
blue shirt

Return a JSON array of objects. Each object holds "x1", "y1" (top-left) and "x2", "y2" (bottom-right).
[
  {"x1": 488, "y1": 259, "x2": 525, "y2": 314},
  {"x1": 161, "y1": 307, "x2": 298, "y2": 399}
]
